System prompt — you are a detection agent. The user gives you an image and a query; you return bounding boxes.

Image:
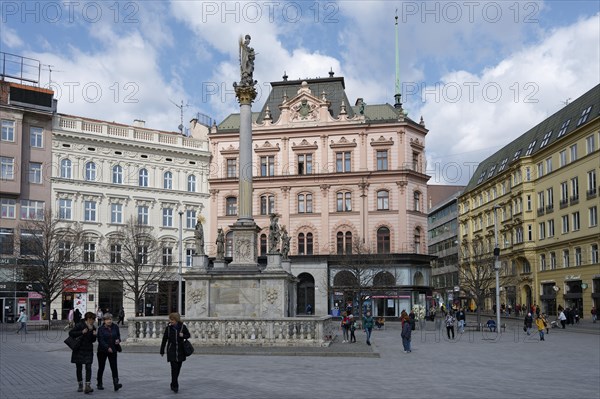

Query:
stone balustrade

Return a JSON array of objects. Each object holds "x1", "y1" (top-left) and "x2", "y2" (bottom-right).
[{"x1": 126, "y1": 316, "x2": 337, "y2": 347}]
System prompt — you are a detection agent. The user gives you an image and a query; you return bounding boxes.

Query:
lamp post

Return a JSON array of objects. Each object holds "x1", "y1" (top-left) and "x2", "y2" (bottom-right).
[
  {"x1": 178, "y1": 210, "x2": 184, "y2": 315},
  {"x1": 493, "y1": 205, "x2": 501, "y2": 332}
]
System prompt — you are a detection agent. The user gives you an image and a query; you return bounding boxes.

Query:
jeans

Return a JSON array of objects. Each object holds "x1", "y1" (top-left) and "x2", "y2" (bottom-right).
[
  {"x1": 342, "y1": 327, "x2": 349, "y2": 341},
  {"x1": 458, "y1": 320, "x2": 464, "y2": 333},
  {"x1": 539, "y1": 330, "x2": 545, "y2": 340},
  {"x1": 350, "y1": 330, "x2": 356, "y2": 342},
  {"x1": 170, "y1": 361, "x2": 183, "y2": 388},
  {"x1": 446, "y1": 326, "x2": 455, "y2": 339},
  {"x1": 97, "y1": 351, "x2": 119, "y2": 382},
  {"x1": 76, "y1": 363, "x2": 92, "y2": 382},
  {"x1": 365, "y1": 327, "x2": 372, "y2": 344},
  {"x1": 402, "y1": 337, "x2": 411, "y2": 352},
  {"x1": 17, "y1": 322, "x2": 27, "y2": 334}
]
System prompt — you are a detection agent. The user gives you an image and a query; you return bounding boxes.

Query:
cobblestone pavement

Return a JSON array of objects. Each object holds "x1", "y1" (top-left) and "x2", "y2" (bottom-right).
[{"x1": 1, "y1": 320, "x2": 598, "y2": 399}]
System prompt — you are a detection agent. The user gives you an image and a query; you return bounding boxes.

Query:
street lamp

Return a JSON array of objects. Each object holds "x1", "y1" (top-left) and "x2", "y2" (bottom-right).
[
  {"x1": 178, "y1": 210, "x2": 184, "y2": 315},
  {"x1": 493, "y1": 205, "x2": 501, "y2": 332}
]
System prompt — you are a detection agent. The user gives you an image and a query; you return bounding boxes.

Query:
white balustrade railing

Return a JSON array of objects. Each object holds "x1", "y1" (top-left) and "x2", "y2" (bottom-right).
[{"x1": 126, "y1": 316, "x2": 336, "y2": 347}]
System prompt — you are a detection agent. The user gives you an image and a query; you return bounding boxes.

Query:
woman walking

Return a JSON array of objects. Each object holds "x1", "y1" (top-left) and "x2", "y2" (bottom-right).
[
  {"x1": 445, "y1": 313, "x2": 455, "y2": 340},
  {"x1": 96, "y1": 313, "x2": 123, "y2": 391},
  {"x1": 70, "y1": 311, "x2": 97, "y2": 393},
  {"x1": 363, "y1": 311, "x2": 374, "y2": 346},
  {"x1": 341, "y1": 312, "x2": 350, "y2": 343},
  {"x1": 401, "y1": 315, "x2": 412, "y2": 353},
  {"x1": 160, "y1": 312, "x2": 191, "y2": 393}
]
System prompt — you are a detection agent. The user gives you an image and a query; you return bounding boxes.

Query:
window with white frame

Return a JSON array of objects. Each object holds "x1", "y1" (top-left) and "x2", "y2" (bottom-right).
[
  {"x1": 260, "y1": 156, "x2": 275, "y2": 176},
  {"x1": 560, "y1": 181, "x2": 568, "y2": 203},
  {"x1": 58, "y1": 199, "x2": 72, "y2": 220},
  {"x1": 110, "y1": 244, "x2": 122, "y2": 264},
  {"x1": 85, "y1": 162, "x2": 96, "y2": 181},
  {"x1": 137, "y1": 246, "x2": 148, "y2": 264},
  {"x1": 83, "y1": 242, "x2": 96, "y2": 263},
  {"x1": 537, "y1": 162, "x2": 544, "y2": 178},
  {"x1": 186, "y1": 210, "x2": 196, "y2": 229},
  {"x1": 572, "y1": 211, "x2": 580, "y2": 231},
  {"x1": 549, "y1": 252, "x2": 556, "y2": 270},
  {"x1": 187, "y1": 175, "x2": 196, "y2": 192},
  {"x1": 515, "y1": 227, "x2": 523, "y2": 243},
  {"x1": 561, "y1": 215, "x2": 569, "y2": 233},
  {"x1": 575, "y1": 247, "x2": 582, "y2": 266},
  {"x1": 588, "y1": 170, "x2": 597, "y2": 196},
  {"x1": 60, "y1": 159, "x2": 72, "y2": 179},
  {"x1": 84, "y1": 201, "x2": 97, "y2": 222},
  {"x1": 226, "y1": 159, "x2": 237, "y2": 178},
  {"x1": 540, "y1": 131, "x2": 552, "y2": 148},
  {"x1": 547, "y1": 187, "x2": 554, "y2": 208},
  {"x1": 112, "y1": 165, "x2": 123, "y2": 184},
  {"x1": 298, "y1": 193, "x2": 313, "y2": 213},
  {"x1": 162, "y1": 247, "x2": 173, "y2": 266},
  {"x1": 336, "y1": 152, "x2": 351, "y2": 172},
  {"x1": 163, "y1": 171, "x2": 173, "y2": 189},
  {"x1": 548, "y1": 219, "x2": 555, "y2": 237},
  {"x1": 162, "y1": 208, "x2": 173, "y2": 227},
  {"x1": 540, "y1": 254, "x2": 546, "y2": 271},
  {"x1": 297, "y1": 154, "x2": 313, "y2": 175},
  {"x1": 29, "y1": 162, "x2": 42, "y2": 184},
  {"x1": 590, "y1": 206, "x2": 598, "y2": 227},
  {"x1": 1, "y1": 157, "x2": 15, "y2": 180},
  {"x1": 570, "y1": 144, "x2": 578, "y2": 163},
  {"x1": 571, "y1": 177, "x2": 579, "y2": 200},
  {"x1": 557, "y1": 119, "x2": 571, "y2": 137},
  {"x1": 111, "y1": 204, "x2": 123, "y2": 224},
  {"x1": 58, "y1": 241, "x2": 71, "y2": 262},
  {"x1": 139, "y1": 168, "x2": 148, "y2": 187},
  {"x1": 559, "y1": 150, "x2": 567, "y2": 167},
  {"x1": 336, "y1": 191, "x2": 352, "y2": 212},
  {"x1": 539, "y1": 222, "x2": 546, "y2": 239},
  {"x1": 577, "y1": 105, "x2": 592, "y2": 126},
  {"x1": 30, "y1": 127, "x2": 43, "y2": 148},
  {"x1": 546, "y1": 158, "x2": 552, "y2": 173},
  {"x1": 377, "y1": 190, "x2": 389, "y2": 210},
  {"x1": 591, "y1": 244, "x2": 599, "y2": 264},
  {"x1": 1, "y1": 199, "x2": 16, "y2": 218},
  {"x1": 1, "y1": 120, "x2": 15, "y2": 142},
  {"x1": 586, "y1": 134, "x2": 596, "y2": 154},
  {"x1": 186, "y1": 248, "x2": 195, "y2": 267},
  {"x1": 260, "y1": 194, "x2": 275, "y2": 215},
  {"x1": 137, "y1": 206, "x2": 149, "y2": 225},
  {"x1": 563, "y1": 250, "x2": 570, "y2": 268},
  {"x1": 226, "y1": 197, "x2": 237, "y2": 216},
  {"x1": 20, "y1": 200, "x2": 44, "y2": 220},
  {"x1": 376, "y1": 150, "x2": 388, "y2": 171}
]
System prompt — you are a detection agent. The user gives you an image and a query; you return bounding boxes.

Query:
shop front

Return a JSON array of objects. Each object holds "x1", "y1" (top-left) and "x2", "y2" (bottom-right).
[
  {"x1": 62, "y1": 279, "x2": 89, "y2": 319},
  {"x1": 540, "y1": 282, "x2": 558, "y2": 316},
  {"x1": 564, "y1": 279, "x2": 583, "y2": 318}
]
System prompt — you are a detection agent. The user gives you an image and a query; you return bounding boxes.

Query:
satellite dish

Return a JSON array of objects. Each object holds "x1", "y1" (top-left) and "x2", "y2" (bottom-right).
[{"x1": 552, "y1": 286, "x2": 559, "y2": 292}]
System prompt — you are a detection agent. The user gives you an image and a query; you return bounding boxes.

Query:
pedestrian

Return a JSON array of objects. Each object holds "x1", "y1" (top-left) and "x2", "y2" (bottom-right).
[
  {"x1": 52, "y1": 309, "x2": 58, "y2": 320},
  {"x1": 445, "y1": 313, "x2": 455, "y2": 339},
  {"x1": 558, "y1": 308, "x2": 567, "y2": 329},
  {"x1": 96, "y1": 313, "x2": 123, "y2": 391},
  {"x1": 118, "y1": 307, "x2": 125, "y2": 326},
  {"x1": 349, "y1": 314, "x2": 356, "y2": 343},
  {"x1": 524, "y1": 313, "x2": 533, "y2": 335},
  {"x1": 16, "y1": 309, "x2": 28, "y2": 334},
  {"x1": 573, "y1": 307, "x2": 580, "y2": 324},
  {"x1": 541, "y1": 313, "x2": 549, "y2": 334},
  {"x1": 65, "y1": 308, "x2": 75, "y2": 330},
  {"x1": 363, "y1": 311, "x2": 374, "y2": 346},
  {"x1": 408, "y1": 310, "x2": 416, "y2": 331},
  {"x1": 70, "y1": 311, "x2": 97, "y2": 393},
  {"x1": 74, "y1": 308, "x2": 82, "y2": 324},
  {"x1": 340, "y1": 312, "x2": 350, "y2": 343},
  {"x1": 535, "y1": 314, "x2": 546, "y2": 341},
  {"x1": 591, "y1": 307, "x2": 597, "y2": 323},
  {"x1": 401, "y1": 315, "x2": 412, "y2": 353},
  {"x1": 160, "y1": 312, "x2": 191, "y2": 393},
  {"x1": 456, "y1": 308, "x2": 466, "y2": 334},
  {"x1": 96, "y1": 307, "x2": 104, "y2": 327}
]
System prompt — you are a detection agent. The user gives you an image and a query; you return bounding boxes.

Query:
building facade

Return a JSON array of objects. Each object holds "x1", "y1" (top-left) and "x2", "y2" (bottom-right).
[
  {"x1": 51, "y1": 114, "x2": 211, "y2": 319},
  {"x1": 0, "y1": 79, "x2": 56, "y2": 323},
  {"x1": 459, "y1": 84, "x2": 599, "y2": 317},
  {"x1": 208, "y1": 75, "x2": 433, "y2": 317}
]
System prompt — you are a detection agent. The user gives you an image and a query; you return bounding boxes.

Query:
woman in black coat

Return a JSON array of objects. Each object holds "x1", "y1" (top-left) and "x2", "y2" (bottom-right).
[
  {"x1": 160, "y1": 312, "x2": 190, "y2": 393},
  {"x1": 70, "y1": 311, "x2": 97, "y2": 393}
]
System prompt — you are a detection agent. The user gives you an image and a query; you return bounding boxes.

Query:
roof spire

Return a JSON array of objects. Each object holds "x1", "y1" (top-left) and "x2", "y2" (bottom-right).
[{"x1": 394, "y1": 10, "x2": 403, "y2": 110}]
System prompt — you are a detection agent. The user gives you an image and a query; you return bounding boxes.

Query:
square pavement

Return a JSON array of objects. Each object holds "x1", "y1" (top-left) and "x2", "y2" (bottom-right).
[{"x1": 1, "y1": 319, "x2": 598, "y2": 399}]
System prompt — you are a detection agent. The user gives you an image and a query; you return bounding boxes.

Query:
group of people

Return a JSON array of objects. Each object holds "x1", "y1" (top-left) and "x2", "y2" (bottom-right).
[{"x1": 67, "y1": 311, "x2": 190, "y2": 394}]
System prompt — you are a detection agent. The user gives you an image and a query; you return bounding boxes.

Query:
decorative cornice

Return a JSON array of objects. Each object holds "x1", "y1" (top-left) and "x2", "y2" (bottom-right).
[
  {"x1": 370, "y1": 135, "x2": 395, "y2": 147},
  {"x1": 330, "y1": 136, "x2": 357, "y2": 149},
  {"x1": 254, "y1": 141, "x2": 281, "y2": 153},
  {"x1": 410, "y1": 138, "x2": 424, "y2": 150},
  {"x1": 220, "y1": 144, "x2": 239, "y2": 155},
  {"x1": 291, "y1": 139, "x2": 319, "y2": 151}
]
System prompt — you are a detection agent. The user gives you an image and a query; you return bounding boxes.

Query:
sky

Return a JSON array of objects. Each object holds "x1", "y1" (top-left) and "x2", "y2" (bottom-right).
[{"x1": 1, "y1": 0, "x2": 599, "y2": 185}]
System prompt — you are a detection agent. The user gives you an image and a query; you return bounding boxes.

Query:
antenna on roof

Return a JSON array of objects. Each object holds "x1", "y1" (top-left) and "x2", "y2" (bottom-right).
[
  {"x1": 42, "y1": 64, "x2": 63, "y2": 86},
  {"x1": 561, "y1": 98, "x2": 572, "y2": 106},
  {"x1": 394, "y1": 10, "x2": 403, "y2": 110},
  {"x1": 170, "y1": 99, "x2": 190, "y2": 135}
]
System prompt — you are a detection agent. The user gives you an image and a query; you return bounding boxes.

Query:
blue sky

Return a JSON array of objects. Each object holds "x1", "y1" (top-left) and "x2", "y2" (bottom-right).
[{"x1": 1, "y1": 0, "x2": 599, "y2": 184}]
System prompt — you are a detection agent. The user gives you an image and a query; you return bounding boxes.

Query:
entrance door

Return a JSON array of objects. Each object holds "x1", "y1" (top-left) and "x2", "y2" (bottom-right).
[
  {"x1": 62, "y1": 293, "x2": 74, "y2": 320},
  {"x1": 98, "y1": 280, "x2": 123, "y2": 316},
  {"x1": 296, "y1": 273, "x2": 315, "y2": 315}
]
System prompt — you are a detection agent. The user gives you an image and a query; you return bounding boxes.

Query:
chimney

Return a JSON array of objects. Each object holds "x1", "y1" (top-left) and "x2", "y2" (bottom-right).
[{"x1": 133, "y1": 119, "x2": 145, "y2": 127}]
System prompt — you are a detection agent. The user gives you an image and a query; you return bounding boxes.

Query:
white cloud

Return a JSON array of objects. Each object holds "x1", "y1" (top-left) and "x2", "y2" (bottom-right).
[{"x1": 1, "y1": 24, "x2": 23, "y2": 48}]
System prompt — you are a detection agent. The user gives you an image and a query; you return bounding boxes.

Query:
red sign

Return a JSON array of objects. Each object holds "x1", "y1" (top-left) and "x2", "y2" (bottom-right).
[
  {"x1": 28, "y1": 292, "x2": 43, "y2": 299},
  {"x1": 63, "y1": 279, "x2": 88, "y2": 293}
]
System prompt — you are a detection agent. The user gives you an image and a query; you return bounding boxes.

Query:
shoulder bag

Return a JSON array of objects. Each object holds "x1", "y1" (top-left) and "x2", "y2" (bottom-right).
[{"x1": 64, "y1": 335, "x2": 82, "y2": 351}]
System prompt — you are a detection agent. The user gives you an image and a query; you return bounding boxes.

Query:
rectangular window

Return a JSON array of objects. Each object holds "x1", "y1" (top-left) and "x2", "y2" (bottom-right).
[
  {"x1": 590, "y1": 206, "x2": 598, "y2": 227},
  {"x1": 336, "y1": 152, "x2": 352, "y2": 172},
  {"x1": 20, "y1": 229, "x2": 41, "y2": 256},
  {"x1": 539, "y1": 222, "x2": 546, "y2": 239},
  {"x1": 560, "y1": 181, "x2": 568, "y2": 204},
  {"x1": 548, "y1": 219, "x2": 555, "y2": 237},
  {"x1": 570, "y1": 144, "x2": 578, "y2": 163},
  {"x1": 563, "y1": 250, "x2": 570, "y2": 268},
  {"x1": 30, "y1": 127, "x2": 43, "y2": 148},
  {"x1": 337, "y1": 192, "x2": 352, "y2": 212},
  {"x1": 0, "y1": 228, "x2": 14, "y2": 255},
  {"x1": 591, "y1": 244, "x2": 599, "y2": 264},
  {"x1": 575, "y1": 247, "x2": 582, "y2": 266},
  {"x1": 540, "y1": 254, "x2": 546, "y2": 271},
  {"x1": 297, "y1": 154, "x2": 313, "y2": 175},
  {"x1": 571, "y1": 177, "x2": 579, "y2": 201},
  {"x1": 527, "y1": 225, "x2": 532, "y2": 241},
  {"x1": 559, "y1": 150, "x2": 567, "y2": 167},
  {"x1": 58, "y1": 199, "x2": 72, "y2": 220},
  {"x1": 29, "y1": 162, "x2": 42, "y2": 184},
  {"x1": 162, "y1": 208, "x2": 173, "y2": 227},
  {"x1": 84, "y1": 201, "x2": 97, "y2": 222},
  {"x1": 561, "y1": 215, "x2": 569, "y2": 233},
  {"x1": 20, "y1": 200, "x2": 44, "y2": 220},
  {"x1": 546, "y1": 158, "x2": 552, "y2": 174},
  {"x1": 137, "y1": 246, "x2": 148, "y2": 264},
  {"x1": 1, "y1": 198, "x2": 16, "y2": 218},
  {"x1": 550, "y1": 252, "x2": 556, "y2": 270},
  {"x1": 572, "y1": 211, "x2": 580, "y2": 231},
  {"x1": 547, "y1": 187, "x2": 554, "y2": 208},
  {"x1": 186, "y1": 210, "x2": 196, "y2": 229},
  {"x1": 526, "y1": 194, "x2": 532, "y2": 211},
  {"x1": 226, "y1": 197, "x2": 237, "y2": 216},
  {"x1": 376, "y1": 150, "x2": 388, "y2": 171},
  {"x1": 577, "y1": 105, "x2": 592, "y2": 126},
  {"x1": 260, "y1": 156, "x2": 275, "y2": 177},
  {"x1": 557, "y1": 119, "x2": 571, "y2": 137},
  {"x1": 588, "y1": 170, "x2": 597, "y2": 196},
  {"x1": 586, "y1": 134, "x2": 596, "y2": 154},
  {"x1": 1, "y1": 157, "x2": 15, "y2": 180},
  {"x1": 1, "y1": 120, "x2": 15, "y2": 142},
  {"x1": 58, "y1": 241, "x2": 71, "y2": 262},
  {"x1": 226, "y1": 159, "x2": 237, "y2": 178},
  {"x1": 537, "y1": 162, "x2": 544, "y2": 178},
  {"x1": 186, "y1": 248, "x2": 195, "y2": 267},
  {"x1": 138, "y1": 206, "x2": 149, "y2": 225},
  {"x1": 537, "y1": 192, "x2": 545, "y2": 209},
  {"x1": 83, "y1": 242, "x2": 96, "y2": 263},
  {"x1": 111, "y1": 203, "x2": 123, "y2": 224},
  {"x1": 162, "y1": 247, "x2": 173, "y2": 266},
  {"x1": 110, "y1": 244, "x2": 122, "y2": 264}
]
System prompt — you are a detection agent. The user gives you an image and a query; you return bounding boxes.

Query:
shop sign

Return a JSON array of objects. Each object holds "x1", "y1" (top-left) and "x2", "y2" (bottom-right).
[
  {"x1": 0, "y1": 282, "x2": 15, "y2": 291},
  {"x1": 63, "y1": 279, "x2": 88, "y2": 293},
  {"x1": 0, "y1": 258, "x2": 17, "y2": 265},
  {"x1": 28, "y1": 291, "x2": 43, "y2": 299}
]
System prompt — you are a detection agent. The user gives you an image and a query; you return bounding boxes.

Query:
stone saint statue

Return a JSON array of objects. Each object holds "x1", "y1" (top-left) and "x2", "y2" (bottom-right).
[
  {"x1": 237, "y1": 34, "x2": 256, "y2": 87},
  {"x1": 268, "y1": 213, "x2": 281, "y2": 253},
  {"x1": 194, "y1": 217, "x2": 205, "y2": 256},
  {"x1": 281, "y1": 226, "x2": 290, "y2": 260},
  {"x1": 216, "y1": 227, "x2": 225, "y2": 260}
]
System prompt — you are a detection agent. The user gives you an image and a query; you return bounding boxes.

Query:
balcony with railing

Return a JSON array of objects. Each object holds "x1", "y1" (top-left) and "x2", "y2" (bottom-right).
[
  {"x1": 570, "y1": 195, "x2": 579, "y2": 206},
  {"x1": 559, "y1": 198, "x2": 569, "y2": 209},
  {"x1": 546, "y1": 204, "x2": 554, "y2": 214},
  {"x1": 587, "y1": 188, "x2": 598, "y2": 200}
]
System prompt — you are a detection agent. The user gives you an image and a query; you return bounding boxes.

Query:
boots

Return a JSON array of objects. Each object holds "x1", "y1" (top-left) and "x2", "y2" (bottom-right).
[
  {"x1": 113, "y1": 378, "x2": 122, "y2": 391},
  {"x1": 77, "y1": 382, "x2": 83, "y2": 392},
  {"x1": 84, "y1": 382, "x2": 94, "y2": 394},
  {"x1": 97, "y1": 380, "x2": 104, "y2": 390}
]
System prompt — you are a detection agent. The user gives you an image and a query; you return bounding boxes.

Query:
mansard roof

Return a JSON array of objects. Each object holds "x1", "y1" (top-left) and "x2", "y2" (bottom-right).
[{"x1": 464, "y1": 83, "x2": 600, "y2": 193}]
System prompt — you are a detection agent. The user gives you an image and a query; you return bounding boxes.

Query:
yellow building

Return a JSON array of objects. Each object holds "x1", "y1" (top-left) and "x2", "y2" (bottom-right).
[{"x1": 459, "y1": 84, "x2": 599, "y2": 318}]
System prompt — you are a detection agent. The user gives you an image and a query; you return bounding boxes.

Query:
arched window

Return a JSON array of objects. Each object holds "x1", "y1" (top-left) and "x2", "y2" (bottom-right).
[
  {"x1": 298, "y1": 232, "x2": 313, "y2": 255},
  {"x1": 377, "y1": 190, "x2": 389, "y2": 210},
  {"x1": 260, "y1": 234, "x2": 267, "y2": 256},
  {"x1": 377, "y1": 227, "x2": 390, "y2": 254},
  {"x1": 85, "y1": 162, "x2": 96, "y2": 181},
  {"x1": 298, "y1": 233, "x2": 305, "y2": 255},
  {"x1": 414, "y1": 227, "x2": 421, "y2": 254},
  {"x1": 337, "y1": 232, "x2": 343, "y2": 254},
  {"x1": 226, "y1": 197, "x2": 237, "y2": 216},
  {"x1": 60, "y1": 159, "x2": 72, "y2": 179},
  {"x1": 414, "y1": 191, "x2": 421, "y2": 212},
  {"x1": 163, "y1": 171, "x2": 173, "y2": 189},
  {"x1": 345, "y1": 232, "x2": 352, "y2": 254},
  {"x1": 112, "y1": 165, "x2": 123, "y2": 184},
  {"x1": 260, "y1": 194, "x2": 275, "y2": 215},
  {"x1": 187, "y1": 174, "x2": 196, "y2": 192},
  {"x1": 139, "y1": 168, "x2": 148, "y2": 187},
  {"x1": 306, "y1": 233, "x2": 313, "y2": 255},
  {"x1": 225, "y1": 231, "x2": 233, "y2": 257}
]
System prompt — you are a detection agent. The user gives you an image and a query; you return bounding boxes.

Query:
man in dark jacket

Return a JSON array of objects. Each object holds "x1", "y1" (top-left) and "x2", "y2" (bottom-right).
[
  {"x1": 524, "y1": 313, "x2": 533, "y2": 335},
  {"x1": 401, "y1": 316, "x2": 412, "y2": 352},
  {"x1": 160, "y1": 312, "x2": 191, "y2": 393},
  {"x1": 456, "y1": 308, "x2": 466, "y2": 333}
]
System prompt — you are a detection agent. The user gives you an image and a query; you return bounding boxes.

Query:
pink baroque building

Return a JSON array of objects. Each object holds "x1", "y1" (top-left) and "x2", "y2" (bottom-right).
[{"x1": 208, "y1": 74, "x2": 433, "y2": 317}]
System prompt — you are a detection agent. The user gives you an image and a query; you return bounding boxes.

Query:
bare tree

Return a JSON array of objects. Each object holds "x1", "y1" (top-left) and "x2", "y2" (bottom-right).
[
  {"x1": 17, "y1": 209, "x2": 84, "y2": 328},
  {"x1": 101, "y1": 218, "x2": 172, "y2": 316},
  {"x1": 458, "y1": 238, "x2": 517, "y2": 329}
]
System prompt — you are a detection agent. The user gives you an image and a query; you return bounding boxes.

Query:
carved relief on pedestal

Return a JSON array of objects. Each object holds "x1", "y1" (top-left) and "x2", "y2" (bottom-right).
[
  {"x1": 234, "y1": 236, "x2": 254, "y2": 263},
  {"x1": 186, "y1": 286, "x2": 207, "y2": 316}
]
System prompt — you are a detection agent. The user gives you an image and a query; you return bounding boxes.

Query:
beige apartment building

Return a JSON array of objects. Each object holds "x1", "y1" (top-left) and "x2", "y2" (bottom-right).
[
  {"x1": 459, "y1": 84, "x2": 599, "y2": 317},
  {"x1": 208, "y1": 74, "x2": 433, "y2": 317}
]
